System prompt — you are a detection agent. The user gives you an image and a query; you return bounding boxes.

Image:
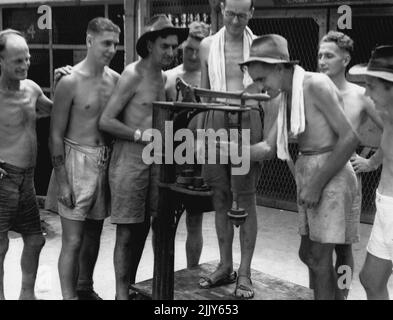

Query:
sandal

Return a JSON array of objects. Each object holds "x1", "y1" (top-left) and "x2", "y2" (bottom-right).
[
  {"x1": 199, "y1": 270, "x2": 237, "y2": 289},
  {"x1": 233, "y1": 275, "x2": 254, "y2": 299}
]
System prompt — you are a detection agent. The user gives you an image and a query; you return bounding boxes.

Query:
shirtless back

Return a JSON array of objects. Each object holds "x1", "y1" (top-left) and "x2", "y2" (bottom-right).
[{"x1": 297, "y1": 73, "x2": 345, "y2": 152}]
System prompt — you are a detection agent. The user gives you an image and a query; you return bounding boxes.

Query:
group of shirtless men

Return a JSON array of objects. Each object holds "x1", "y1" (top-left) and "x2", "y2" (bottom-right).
[{"x1": 1, "y1": 0, "x2": 393, "y2": 300}]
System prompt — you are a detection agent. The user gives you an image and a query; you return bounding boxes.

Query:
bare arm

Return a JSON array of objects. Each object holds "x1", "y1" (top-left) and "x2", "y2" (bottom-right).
[
  {"x1": 30, "y1": 81, "x2": 53, "y2": 119},
  {"x1": 199, "y1": 38, "x2": 212, "y2": 91},
  {"x1": 363, "y1": 96, "x2": 384, "y2": 130},
  {"x1": 300, "y1": 77, "x2": 359, "y2": 207},
  {"x1": 351, "y1": 148, "x2": 383, "y2": 173},
  {"x1": 250, "y1": 119, "x2": 277, "y2": 161},
  {"x1": 98, "y1": 67, "x2": 138, "y2": 141},
  {"x1": 164, "y1": 70, "x2": 175, "y2": 101},
  {"x1": 195, "y1": 37, "x2": 213, "y2": 130},
  {"x1": 36, "y1": 93, "x2": 52, "y2": 119},
  {"x1": 286, "y1": 157, "x2": 296, "y2": 179},
  {"x1": 49, "y1": 76, "x2": 75, "y2": 208}
]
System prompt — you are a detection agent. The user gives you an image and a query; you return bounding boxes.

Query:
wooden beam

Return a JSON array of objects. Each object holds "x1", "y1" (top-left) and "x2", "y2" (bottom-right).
[{"x1": 124, "y1": 0, "x2": 137, "y2": 64}]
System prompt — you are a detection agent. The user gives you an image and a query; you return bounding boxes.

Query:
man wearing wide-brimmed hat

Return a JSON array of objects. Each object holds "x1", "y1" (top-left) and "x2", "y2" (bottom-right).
[
  {"x1": 99, "y1": 14, "x2": 188, "y2": 300},
  {"x1": 348, "y1": 45, "x2": 393, "y2": 300},
  {"x1": 238, "y1": 33, "x2": 360, "y2": 299}
]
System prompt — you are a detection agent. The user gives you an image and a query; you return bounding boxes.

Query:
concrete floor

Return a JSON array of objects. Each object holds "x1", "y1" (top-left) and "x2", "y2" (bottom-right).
[{"x1": 3, "y1": 206, "x2": 393, "y2": 300}]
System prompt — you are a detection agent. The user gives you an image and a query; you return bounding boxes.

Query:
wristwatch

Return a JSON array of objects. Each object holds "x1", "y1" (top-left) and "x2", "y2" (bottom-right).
[{"x1": 133, "y1": 129, "x2": 142, "y2": 142}]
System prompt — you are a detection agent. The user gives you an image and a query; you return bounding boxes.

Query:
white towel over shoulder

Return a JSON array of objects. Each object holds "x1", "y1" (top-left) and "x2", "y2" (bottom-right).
[
  {"x1": 276, "y1": 65, "x2": 306, "y2": 160},
  {"x1": 208, "y1": 26, "x2": 255, "y2": 91}
]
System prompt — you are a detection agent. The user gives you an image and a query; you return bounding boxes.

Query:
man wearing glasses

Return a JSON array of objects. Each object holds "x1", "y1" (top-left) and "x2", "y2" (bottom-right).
[{"x1": 197, "y1": 0, "x2": 263, "y2": 299}]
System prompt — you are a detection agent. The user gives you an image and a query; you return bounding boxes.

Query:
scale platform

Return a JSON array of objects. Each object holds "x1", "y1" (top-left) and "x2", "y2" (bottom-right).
[{"x1": 131, "y1": 261, "x2": 313, "y2": 300}]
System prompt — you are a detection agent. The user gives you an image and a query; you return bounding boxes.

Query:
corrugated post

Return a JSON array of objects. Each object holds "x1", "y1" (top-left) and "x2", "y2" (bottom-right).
[{"x1": 124, "y1": 0, "x2": 137, "y2": 64}]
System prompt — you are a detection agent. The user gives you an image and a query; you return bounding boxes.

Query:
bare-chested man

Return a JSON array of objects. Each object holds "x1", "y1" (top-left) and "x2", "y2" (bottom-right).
[
  {"x1": 237, "y1": 34, "x2": 360, "y2": 299},
  {"x1": 0, "y1": 29, "x2": 52, "y2": 300},
  {"x1": 317, "y1": 31, "x2": 383, "y2": 299},
  {"x1": 197, "y1": 0, "x2": 263, "y2": 299},
  {"x1": 49, "y1": 18, "x2": 120, "y2": 300},
  {"x1": 165, "y1": 21, "x2": 210, "y2": 269},
  {"x1": 349, "y1": 45, "x2": 393, "y2": 300},
  {"x1": 99, "y1": 15, "x2": 188, "y2": 300}
]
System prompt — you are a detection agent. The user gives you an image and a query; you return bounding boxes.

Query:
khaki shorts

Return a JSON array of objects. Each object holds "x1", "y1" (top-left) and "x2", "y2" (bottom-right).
[
  {"x1": 109, "y1": 140, "x2": 159, "y2": 224},
  {"x1": 201, "y1": 107, "x2": 263, "y2": 197},
  {"x1": 367, "y1": 190, "x2": 393, "y2": 261},
  {"x1": 46, "y1": 138, "x2": 110, "y2": 221},
  {"x1": 296, "y1": 152, "x2": 360, "y2": 244}
]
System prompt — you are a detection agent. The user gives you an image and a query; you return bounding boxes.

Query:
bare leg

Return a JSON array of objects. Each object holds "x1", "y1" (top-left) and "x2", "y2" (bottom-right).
[
  {"x1": 299, "y1": 236, "x2": 315, "y2": 289},
  {"x1": 114, "y1": 225, "x2": 132, "y2": 300},
  {"x1": 185, "y1": 211, "x2": 203, "y2": 269},
  {"x1": 19, "y1": 233, "x2": 45, "y2": 300},
  {"x1": 199, "y1": 187, "x2": 233, "y2": 287},
  {"x1": 58, "y1": 217, "x2": 84, "y2": 300},
  {"x1": 77, "y1": 218, "x2": 104, "y2": 298},
  {"x1": 236, "y1": 193, "x2": 257, "y2": 299},
  {"x1": 335, "y1": 244, "x2": 354, "y2": 299},
  {"x1": 299, "y1": 238, "x2": 338, "y2": 300},
  {"x1": 310, "y1": 241, "x2": 337, "y2": 300},
  {"x1": 128, "y1": 217, "x2": 150, "y2": 285},
  {"x1": 115, "y1": 218, "x2": 150, "y2": 300},
  {"x1": 0, "y1": 232, "x2": 9, "y2": 300},
  {"x1": 360, "y1": 252, "x2": 392, "y2": 300}
]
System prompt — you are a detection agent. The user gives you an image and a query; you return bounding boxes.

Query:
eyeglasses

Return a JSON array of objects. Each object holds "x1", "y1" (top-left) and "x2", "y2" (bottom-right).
[{"x1": 223, "y1": 10, "x2": 250, "y2": 22}]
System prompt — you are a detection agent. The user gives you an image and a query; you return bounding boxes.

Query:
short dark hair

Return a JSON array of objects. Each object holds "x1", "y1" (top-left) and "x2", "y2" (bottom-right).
[
  {"x1": 87, "y1": 17, "x2": 120, "y2": 35},
  {"x1": 320, "y1": 31, "x2": 354, "y2": 55},
  {"x1": 0, "y1": 29, "x2": 25, "y2": 54},
  {"x1": 223, "y1": 0, "x2": 254, "y2": 10}
]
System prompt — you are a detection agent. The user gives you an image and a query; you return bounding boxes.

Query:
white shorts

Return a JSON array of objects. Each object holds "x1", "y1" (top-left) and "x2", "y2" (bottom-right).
[{"x1": 367, "y1": 190, "x2": 393, "y2": 261}]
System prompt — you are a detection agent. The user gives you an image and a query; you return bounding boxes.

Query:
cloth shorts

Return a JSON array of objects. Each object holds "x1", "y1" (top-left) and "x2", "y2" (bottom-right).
[
  {"x1": 201, "y1": 106, "x2": 263, "y2": 198},
  {"x1": 367, "y1": 190, "x2": 393, "y2": 261},
  {"x1": 109, "y1": 140, "x2": 159, "y2": 224},
  {"x1": 296, "y1": 152, "x2": 360, "y2": 244},
  {"x1": 0, "y1": 162, "x2": 42, "y2": 235},
  {"x1": 46, "y1": 138, "x2": 110, "y2": 221}
]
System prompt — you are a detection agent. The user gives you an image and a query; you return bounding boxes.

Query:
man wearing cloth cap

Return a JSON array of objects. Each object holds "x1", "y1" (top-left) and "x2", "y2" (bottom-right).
[
  {"x1": 165, "y1": 21, "x2": 210, "y2": 269},
  {"x1": 349, "y1": 45, "x2": 393, "y2": 300},
  {"x1": 197, "y1": 0, "x2": 263, "y2": 299},
  {"x1": 236, "y1": 34, "x2": 360, "y2": 299},
  {"x1": 99, "y1": 15, "x2": 188, "y2": 300}
]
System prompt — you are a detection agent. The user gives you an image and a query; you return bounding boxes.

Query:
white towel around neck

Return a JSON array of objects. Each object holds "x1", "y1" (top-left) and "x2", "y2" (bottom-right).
[
  {"x1": 276, "y1": 65, "x2": 306, "y2": 161},
  {"x1": 208, "y1": 26, "x2": 255, "y2": 92}
]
